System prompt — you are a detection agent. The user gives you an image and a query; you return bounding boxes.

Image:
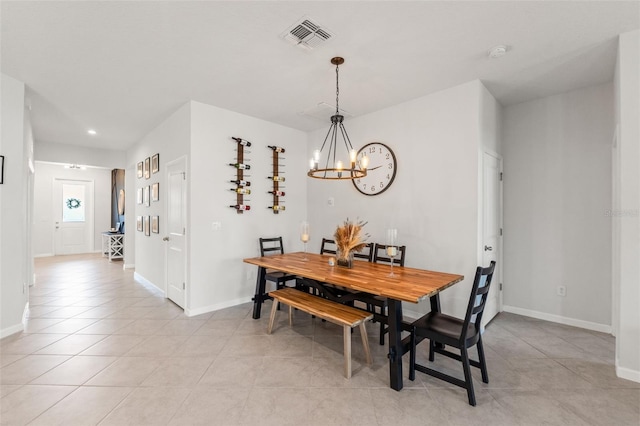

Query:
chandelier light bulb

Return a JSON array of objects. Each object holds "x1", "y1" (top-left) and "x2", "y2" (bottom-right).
[{"x1": 360, "y1": 155, "x2": 369, "y2": 170}]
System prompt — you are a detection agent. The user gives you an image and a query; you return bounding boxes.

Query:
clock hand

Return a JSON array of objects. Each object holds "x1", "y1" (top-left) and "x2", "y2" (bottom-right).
[{"x1": 367, "y1": 166, "x2": 382, "y2": 171}]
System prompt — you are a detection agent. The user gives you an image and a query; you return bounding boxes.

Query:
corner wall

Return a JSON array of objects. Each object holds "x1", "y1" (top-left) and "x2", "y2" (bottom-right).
[
  {"x1": 0, "y1": 73, "x2": 31, "y2": 337},
  {"x1": 189, "y1": 101, "x2": 308, "y2": 314},
  {"x1": 613, "y1": 29, "x2": 640, "y2": 382},
  {"x1": 502, "y1": 83, "x2": 614, "y2": 330}
]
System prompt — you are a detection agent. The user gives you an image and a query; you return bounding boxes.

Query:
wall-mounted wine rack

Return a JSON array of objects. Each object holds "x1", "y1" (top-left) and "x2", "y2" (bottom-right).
[
  {"x1": 268, "y1": 145, "x2": 285, "y2": 214},
  {"x1": 229, "y1": 137, "x2": 251, "y2": 214}
]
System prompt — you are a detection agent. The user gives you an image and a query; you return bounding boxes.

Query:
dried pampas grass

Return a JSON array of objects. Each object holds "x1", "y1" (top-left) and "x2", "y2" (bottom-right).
[{"x1": 334, "y1": 218, "x2": 369, "y2": 260}]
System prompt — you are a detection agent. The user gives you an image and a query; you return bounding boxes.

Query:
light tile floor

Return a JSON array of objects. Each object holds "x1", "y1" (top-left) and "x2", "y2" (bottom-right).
[{"x1": 1, "y1": 254, "x2": 638, "y2": 425}]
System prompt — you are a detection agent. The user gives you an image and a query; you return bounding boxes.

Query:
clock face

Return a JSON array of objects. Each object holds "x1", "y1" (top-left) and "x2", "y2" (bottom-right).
[{"x1": 353, "y1": 142, "x2": 397, "y2": 196}]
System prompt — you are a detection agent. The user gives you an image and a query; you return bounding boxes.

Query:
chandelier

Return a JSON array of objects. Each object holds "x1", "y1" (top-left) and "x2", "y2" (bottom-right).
[{"x1": 307, "y1": 57, "x2": 368, "y2": 180}]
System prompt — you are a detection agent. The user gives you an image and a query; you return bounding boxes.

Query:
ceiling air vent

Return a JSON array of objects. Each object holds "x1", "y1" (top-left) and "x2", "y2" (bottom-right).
[{"x1": 281, "y1": 17, "x2": 333, "y2": 51}]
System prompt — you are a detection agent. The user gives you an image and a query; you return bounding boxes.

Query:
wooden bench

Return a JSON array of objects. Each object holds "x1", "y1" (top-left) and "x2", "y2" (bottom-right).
[{"x1": 267, "y1": 288, "x2": 373, "y2": 378}]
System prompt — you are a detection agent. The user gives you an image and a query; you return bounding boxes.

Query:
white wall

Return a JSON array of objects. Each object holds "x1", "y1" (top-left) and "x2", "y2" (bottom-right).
[
  {"x1": 35, "y1": 141, "x2": 126, "y2": 170},
  {"x1": 0, "y1": 73, "x2": 31, "y2": 338},
  {"x1": 126, "y1": 103, "x2": 191, "y2": 288},
  {"x1": 32, "y1": 163, "x2": 112, "y2": 256},
  {"x1": 502, "y1": 83, "x2": 614, "y2": 329},
  {"x1": 189, "y1": 101, "x2": 308, "y2": 314},
  {"x1": 306, "y1": 80, "x2": 489, "y2": 318},
  {"x1": 613, "y1": 30, "x2": 640, "y2": 382}
]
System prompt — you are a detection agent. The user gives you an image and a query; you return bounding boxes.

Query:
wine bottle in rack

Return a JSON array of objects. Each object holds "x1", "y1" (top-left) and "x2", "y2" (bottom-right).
[
  {"x1": 231, "y1": 137, "x2": 252, "y2": 147},
  {"x1": 268, "y1": 190, "x2": 285, "y2": 196},
  {"x1": 269, "y1": 205, "x2": 286, "y2": 211},
  {"x1": 230, "y1": 204, "x2": 250, "y2": 211},
  {"x1": 230, "y1": 180, "x2": 250, "y2": 186},
  {"x1": 230, "y1": 188, "x2": 251, "y2": 195},
  {"x1": 267, "y1": 175, "x2": 285, "y2": 182},
  {"x1": 229, "y1": 163, "x2": 251, "y2": 170},
  {"x1": 268, "y1": 146, "x2": 285, "y2": 153}
]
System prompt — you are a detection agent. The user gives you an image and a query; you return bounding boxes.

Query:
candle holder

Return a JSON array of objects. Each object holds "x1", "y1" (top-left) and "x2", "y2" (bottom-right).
[
  {"x1": 300, "y1": 221, "x2": 310, "y2": 260},
  {"x1": 386, "y1": 228, "x2": 398, "y2": 277}
]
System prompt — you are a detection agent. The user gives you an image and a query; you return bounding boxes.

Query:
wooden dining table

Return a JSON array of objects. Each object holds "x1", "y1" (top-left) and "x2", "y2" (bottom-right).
[{"x1": 244, "y1": 252, "x2": 464, "y2": 391}]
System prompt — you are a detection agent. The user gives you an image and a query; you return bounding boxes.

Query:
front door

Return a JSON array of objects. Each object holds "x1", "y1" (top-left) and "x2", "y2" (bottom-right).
[
  {"x1": 482, "y1": 152, "x2": 502, "y2": 324},
  {"x1": 165, "y1": 157, "x2": 187, "y2": 309},
  {"x1": 54, "y1": 179, "x2": 94, "y2": 255}
]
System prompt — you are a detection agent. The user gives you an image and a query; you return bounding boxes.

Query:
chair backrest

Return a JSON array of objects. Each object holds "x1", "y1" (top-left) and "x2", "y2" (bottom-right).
[
  {"x1": 353, "y1": 242, "x2": 374, "y2": 262},
  {"x1": 259, "y1": 237, "x2": 285, "y2": 257},
  {"x1": 373, "y1": 243, "x2": 407, "y2": 266},
  {"x1": 320, "y1": 238, "x2": 337, "y2": 255},
  {"x1": 461, "y1": 261, "x2": 496, "y2": 339}
]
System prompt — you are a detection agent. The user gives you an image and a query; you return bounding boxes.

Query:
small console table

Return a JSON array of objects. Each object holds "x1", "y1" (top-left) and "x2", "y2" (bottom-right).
[{"x1": 101, "y1": 232, "x2": 124, "y2": 261}]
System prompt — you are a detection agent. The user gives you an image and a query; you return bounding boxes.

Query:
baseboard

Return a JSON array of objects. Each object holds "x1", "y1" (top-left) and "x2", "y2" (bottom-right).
[
  {"x1": 616, "y1": 362, "x2": 640, "y2": 383},
  {"x1": 122, "y1": 264, "x2": 135, "y2": 270},
  {"x1": 502, "y1": 305, "x2": 612, "y2": 334},
  {"x1": 186, "y1": 296, "x2": 253, "y2": 317},
  {"x1": 33, "y1": 253, "x2": 54, "y2": 258},
  {"x1": 133, "y1": 272, "x2": 165, "y2": 296},
  {"x1": 3, "y1": 303, "x2": 31, "y2": 339}
]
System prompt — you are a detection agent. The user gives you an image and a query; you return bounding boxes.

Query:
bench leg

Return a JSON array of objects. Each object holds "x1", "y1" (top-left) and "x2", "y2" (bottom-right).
[
  {"x1": 267, "y1": 298, "x2": 279, "y2": 334},
  {"x1": 288, "y1": 305, "x2": 293, "y2": 326},
  {"x1": 343, "y1": 325, "x2": 352, "y2": 379},
  {"x1": 359, "y1": 323, "x2": 372, "y2": 366}
]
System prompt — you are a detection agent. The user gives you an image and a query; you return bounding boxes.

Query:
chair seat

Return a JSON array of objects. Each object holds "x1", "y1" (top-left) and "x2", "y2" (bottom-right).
[{"x1": 412, "y1": 312, "x2": 476, "y2": 342}]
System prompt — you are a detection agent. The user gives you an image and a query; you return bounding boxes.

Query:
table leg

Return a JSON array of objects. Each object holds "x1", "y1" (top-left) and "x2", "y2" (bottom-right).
[
  {"x1": 430, "y1": 293, "x2": 441, "y2": 313},
  {"x1": 252, "y1": 267, "x2": 267, "y2": 319},
  {"x1": 387, "y1": 298, "x2": 404, "y2": 391},
  {"x1": 429, "y1": 293, "x2": 445, "y2": 349}
]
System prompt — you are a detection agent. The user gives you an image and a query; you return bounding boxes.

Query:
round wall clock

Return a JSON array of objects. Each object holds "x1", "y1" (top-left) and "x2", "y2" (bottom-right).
[{"x1": 353, "y1": 142, "x2": 397, "y2": 196}]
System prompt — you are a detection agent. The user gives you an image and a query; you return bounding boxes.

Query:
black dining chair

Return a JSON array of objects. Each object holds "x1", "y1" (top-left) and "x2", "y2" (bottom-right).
[
  {"x1": 408, "y1": 261, "x2": 496, "y2": 406},
  {"x1": 259, "y1": 237, "x2": 297, "y2": 292},
  {"x1": 356, "y1": 243, "x2": 406, "y2": 345}
]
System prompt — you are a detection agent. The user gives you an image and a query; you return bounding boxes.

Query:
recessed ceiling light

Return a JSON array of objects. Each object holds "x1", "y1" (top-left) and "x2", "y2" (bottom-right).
[
  {"x1": 87, "y1": 129, "x2": 97, "y2": 135},
  {"x1": 488, "y1": 45, "x2": 509, "y2": 59}
]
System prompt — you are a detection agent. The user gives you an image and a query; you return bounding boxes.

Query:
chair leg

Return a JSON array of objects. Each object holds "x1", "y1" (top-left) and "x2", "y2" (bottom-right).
[
  {"x1": 288, "y1": 305, "x2": 293, "y2": 326},
  {"x1": 379, "y1": 322, "x2": 385, "y2": 346},
  {"x1": 460, "y1": 347, "x2": 476, "y2": 406},
  {"x1": 477, "y1": 336, "x2": 489, "y2": 383},
  {"x1": 267, "y1": 298, "x2": 279, "y2": 334},
  {"x1": 359, "y1": 323, "x2": 372, "y2": 366},
  {"x1": 408, "y1": 327, "x2": 416, "y2": 381},
  {"x1": 428, "y1": 339, "x2": 435, "y2": 362}
]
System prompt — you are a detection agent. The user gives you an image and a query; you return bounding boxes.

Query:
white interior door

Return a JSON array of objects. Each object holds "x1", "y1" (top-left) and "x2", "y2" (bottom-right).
[
  {"x1": 165, "y1": 157, "x2": 187, "y2": 309},
  {"x1": 54, "y1": 179, "x2": 94, "y2": 255},
  {"x1": 482, "y1": 152, "x2": 502, "y2": 324}
]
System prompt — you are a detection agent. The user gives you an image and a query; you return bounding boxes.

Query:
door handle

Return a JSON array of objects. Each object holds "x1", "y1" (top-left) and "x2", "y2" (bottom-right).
[
  {"x1": 162, "y1": 237, "x2": 170, "y2": 242},
  {"x1": 484, "y1": 245, "x2": 493, "y2": 251}
]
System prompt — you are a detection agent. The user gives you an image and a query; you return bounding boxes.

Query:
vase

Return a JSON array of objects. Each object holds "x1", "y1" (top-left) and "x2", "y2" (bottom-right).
[{"x1": 336, "y1": 250, "x2": 354, "y2": 268}]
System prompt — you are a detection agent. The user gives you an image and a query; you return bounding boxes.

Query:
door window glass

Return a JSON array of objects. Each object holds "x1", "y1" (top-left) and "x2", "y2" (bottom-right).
[{"x1": 62, "y1": 184, "x2": 85, "y2": 222}]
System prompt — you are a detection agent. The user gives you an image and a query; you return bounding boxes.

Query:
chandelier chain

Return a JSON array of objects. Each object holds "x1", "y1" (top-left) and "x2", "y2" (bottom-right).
[{"x1": 335, "y1": 63, "x2": 340, "y2": 114}]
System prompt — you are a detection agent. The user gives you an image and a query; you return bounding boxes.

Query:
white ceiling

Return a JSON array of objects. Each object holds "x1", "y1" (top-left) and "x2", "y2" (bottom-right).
[{"x1": 1, "y1": 1, "x2": 638, "y2": 151}]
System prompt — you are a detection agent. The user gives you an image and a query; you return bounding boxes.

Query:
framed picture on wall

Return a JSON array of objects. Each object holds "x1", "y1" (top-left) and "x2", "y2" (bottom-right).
[
  {"x1": 1, "y1": 155, "x2": 5, "y2": 184},
  {"x1": 137, "y1": 188, "x2": 143, "y2": 205},
  {"x1": 144, "y1": 157, "x2": 151, "y2": 179},
  {"x1": 152, "y1": 153, "x2": 160, "y2": 174},
  {"x1": 144, "y1": 216, "x2": 151, "y2": 236},
  {"x1": 151, "y1": 182, "x2": 159, "y2": 202},
  {"x1": 137, "y1": 161, "x2": 143, "y2": 179},
  {"x1": 136, "y1": 216, "x2": 143, "y2": 232},
  {"x1": 151, "y1": 216, "x2": 159, "y2": 234},
  {"x1": 144, "y1": 186, "x2": 150, "y2": 207}
]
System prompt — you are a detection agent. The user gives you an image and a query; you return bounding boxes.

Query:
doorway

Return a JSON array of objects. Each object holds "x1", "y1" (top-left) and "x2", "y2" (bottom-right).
[
  {"x1": 53, "y1": 179, "x2": 94, "y2": 255},
  {"x1": 481, "y1": 151, "x2": 503, "y2": 324},
  {"x1": 165, "y1": 157, "x2": 187, "y2": 309}
]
